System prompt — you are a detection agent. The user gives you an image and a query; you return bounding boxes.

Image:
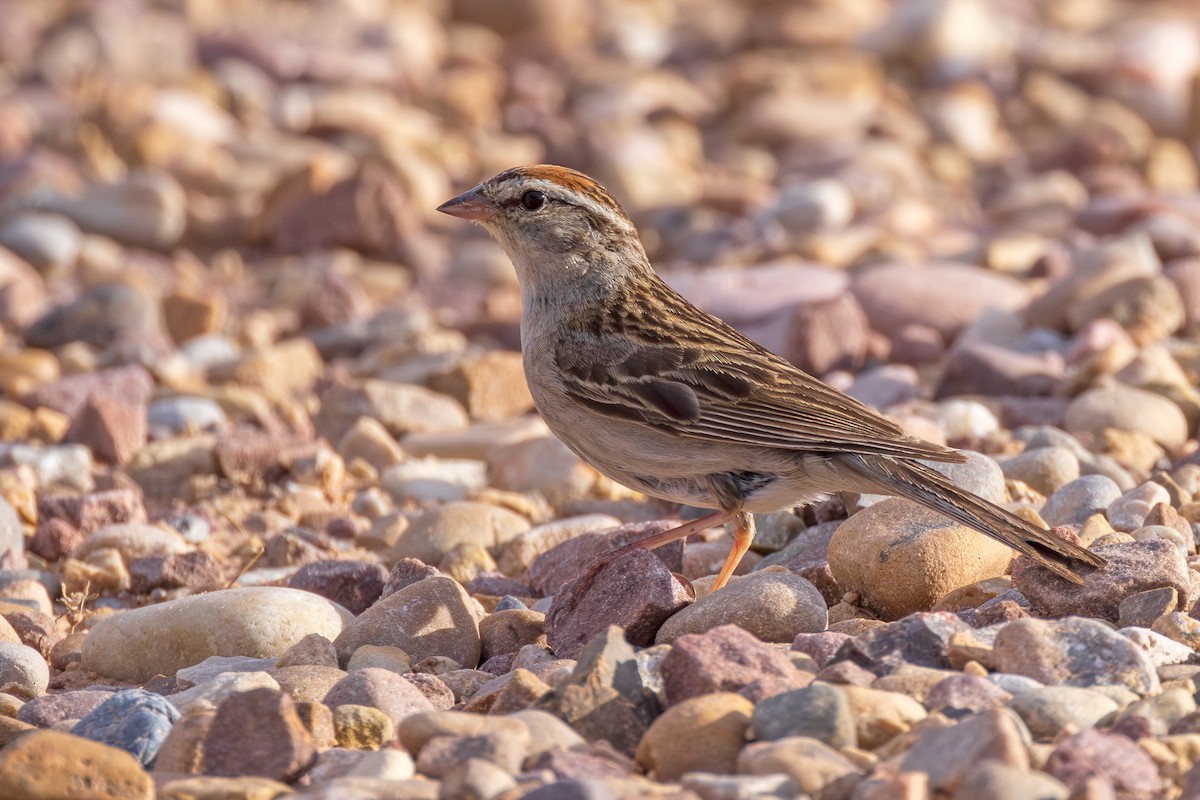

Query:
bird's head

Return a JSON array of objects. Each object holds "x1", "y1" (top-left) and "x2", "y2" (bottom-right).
[{"x1": 438, "y1": 165, "x2": 650, "y2": 297}]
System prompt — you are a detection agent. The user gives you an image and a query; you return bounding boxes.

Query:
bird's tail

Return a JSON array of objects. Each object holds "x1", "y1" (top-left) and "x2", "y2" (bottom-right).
[{"x1": 838, "y1": 454, "x2": 1106, "y2": 584}]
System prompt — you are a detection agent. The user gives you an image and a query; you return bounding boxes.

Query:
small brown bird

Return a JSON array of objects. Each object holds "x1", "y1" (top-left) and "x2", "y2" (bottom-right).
[{"x1": 438, "y1": 165, "x2": 1104, "y2": 589}]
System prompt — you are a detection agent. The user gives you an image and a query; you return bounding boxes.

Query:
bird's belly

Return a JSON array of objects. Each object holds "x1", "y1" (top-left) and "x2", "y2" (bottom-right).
[{"x1": 534, "y1": 386, "x2": 834, "y2": 512}]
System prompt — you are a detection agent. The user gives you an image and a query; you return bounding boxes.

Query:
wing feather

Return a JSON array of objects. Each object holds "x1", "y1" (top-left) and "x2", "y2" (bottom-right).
[{"x1": 553, "y1": 282, "x2": 965, "y2": 463}]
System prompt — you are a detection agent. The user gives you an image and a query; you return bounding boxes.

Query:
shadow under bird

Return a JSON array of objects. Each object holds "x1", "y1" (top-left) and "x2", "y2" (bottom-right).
[{"x1": 438, "y1": 164, "x2": 1106, "y2": 590}]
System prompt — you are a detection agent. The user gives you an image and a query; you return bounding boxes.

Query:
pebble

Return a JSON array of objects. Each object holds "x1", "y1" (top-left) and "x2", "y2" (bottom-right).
[
  {"x1": 23, "y1": 283, "x2": 162, "y2": 350},
  {"x1": 0, "y1": 729, "x2": 153, "y2": 800},
  {"x1": 332, "y1": 704, "x2": 394, "y2": 749},
  {"x1": 275, "y1": 633, "x2": 339, "y2": 669},
  {"x1": 345, "y1": 644, "x2": 412, "y2": 674},
  {"x1": 427, "y1": 350, "x2": 534, "y2": 422},
  {"x1": 315, "y1": 380, "x2": 468, "y2": 444},
  {"x1": 840, "y1": 685, "x2": 927, "y2": 750},
  {"x1": 828, "y1": 499, "x2": 1015, "y2": 619},
  {"x1": 545, "y1": 546, "x2": 693, "y2": 659},
  {"x1": 157, "y1": 777, "x2": 293, "y2": 800},
  {"x1": 0, "y1": 500, "x2": 23, "y2": 569},
  {"x1": 0, "y1": 641, "x2": 49, "y2": 696},
  {"x1": 900, "y1": 709, "x2": 1030, "y2": 793},
  {"x1": 201, "y1": 688, "x2": 315, "y2": 782},
  {"x1": 323, "y1": 667, "x2": 436, "y2": 727},
  {"x1": 1012, "y1": 540, "x2": 1189, "y2": 623},
  {"x1": 1107, "y1": 482, "x2": 1173, "y2": 532},
  {"x1": 509, "y1": 709, "x2": 586, "y2": 761},
  {"x1": 479, "y1": 608, "x2": 546, "y2": 662},
  {"x1": 1136, "y1": 621, "x2": 1199, "y2": 664},
  {"x1": 438, "y1": 757, "x2": 518, "y2": 800},
  {"x1": 71, "y1": 689, "x2": 180, "y2": 767},
  {"x1": 489, "y1": 435, "x2": 600, "y2": 507},
  {"x1": 390, "y1": 501, "x2": 530, "y2": 565},
  {"x1": 526, "y1": 520, "x2": 685, "y2": 596},
  {"x1": 0, "y1": 212, "x2": 81, "y2": 274},
  {"x1": 333, "y1": 576, "x2": 483, "y2": 668},
  {"x1": 536, "y1": 626, "x2": 658, "y2": 756},
  {"x1": 82, "y1": 587, "x2": 350, "y2": 682},
  {"x1": 680, "y1": 772, "x2": 801, "y2": 800},
  {"x1": 1007, "y1": 685, "x2": 1121, "y2": 739},
  {"x1": 737, "y1": 737, "x2": 862, "y2": 799},
  {"x1": 661, "y1": 625, "x2": 812, "y2": 705},
  {"x1": 954, "y1": 762, "x2": 1069, "y2": 800},
  {"x1": 1115, "y1": 686, "x2": 1196, "y2": 736},
  {"x1": 998, "y1": 446, "x2": 1080, "y2": 496},
  {"x1": 655, "y1": 567, "x2": 826, "y2": 644},
  {"x1": 169, "y1": 671, "x2": 281, "y2": 716},
  {"x1": 271, "y1": 666, "x2": 347, "y2": 705},
  {"x1": 1118, "y1": 586, "x2": 1179, "y2": 628},
  {"x1": 635, "y1": 692, "x2": 755, "y2": 781},
  {"x1": 17, "y1": 689, "x2": 113, "y2": 727},
  {"x1": 750, "y1": 682, "x2": 856, "y2": 748},
  {"x1": 176, "y1": 655, "x2": 277, "y2": 689},
  {"x1": 1040, "y1": 475, "x2": 1124, "y2": 528},
  {"x1": 71, "y1": 522, "x2": 187, "y2": 562},
  {"x1": 146, "y1": 397, "x2": 228, "y2": 436},
  {"x1": 1064, "y1": 384, "x2": 1189, "y2": 449},
  {"x1": 338, "y1": 417, "x2": 407, "y2": 474},
  {"x1": 380, "y1": 457, "x2": 487, "y2": 503},
  {"x1": 993, "y1": 616, "x2": 1159, "y2": 695},
  {"x1": 851, "y1": 263, "x2": 1029, "y2": 339},
  {"x1": 838, "y1": 612, "x2": 970, "y2": 675},
  {"x1": 287, "y1": 560, "x2": 389, "y2": 616},
  {"x1": 1044, "y1": 728, "x2": 1164, "y2": 796}
]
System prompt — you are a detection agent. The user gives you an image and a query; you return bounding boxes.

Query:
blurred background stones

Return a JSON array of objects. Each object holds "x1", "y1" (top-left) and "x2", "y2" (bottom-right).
[{"x1": 0, "y1": 0, "x2": 1198, "y2": 797}]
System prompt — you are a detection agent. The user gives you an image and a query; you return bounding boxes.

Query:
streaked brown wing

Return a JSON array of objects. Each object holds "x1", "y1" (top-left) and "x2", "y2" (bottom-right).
[{"x1": 553, "y1": 282, "x2": 965, "y2": 463}]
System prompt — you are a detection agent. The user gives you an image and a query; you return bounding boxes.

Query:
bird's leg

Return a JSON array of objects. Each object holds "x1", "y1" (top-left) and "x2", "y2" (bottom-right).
[
  {"x1": 617, "y1": 509, "x2": 733, "y2": 553},
  {"x1": 711, "y1": 510, "x2": 755, "y2": 590}
]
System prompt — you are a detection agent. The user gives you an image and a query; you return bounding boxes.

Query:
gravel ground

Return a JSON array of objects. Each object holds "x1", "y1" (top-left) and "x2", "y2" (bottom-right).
[{"x1": 0, "y1": 1, "x2": 1198, "y2": 798}]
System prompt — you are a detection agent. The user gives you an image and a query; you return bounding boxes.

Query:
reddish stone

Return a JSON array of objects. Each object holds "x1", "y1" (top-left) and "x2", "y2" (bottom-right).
[
  {"x1": 401, "y1": 672, "x2": 455, "y2": 711},
  {"x1": 784, "y1": 291, "x2": 869, "y2": 376},
  {"x1": 128, "y1": 551, "x2": 226, "y2": 593},
  {"x1": 288, "y1": 559, "x2": 388, "y2": 615},
  {"x1": 792, "y1": 632, "x2": 853, "y2": 668},
  {"x1": 322, "y1": 668, "x2": 435, "y2": 727},
  {"x1": 1013, "y1": 540, "x2": 1189, "y2": 623},
  {"x1": 1, "y1": 607, "x2": 62, "y2": 657},
  {"x1": 213, "y1": 432, "x2": 319, "y2": 485},
  {"x1": 268, "y1": 162, "x2": 425, "y2": 266},
  {"x1": 544, "y1": 547, "x2": 692, "y2": 659},
  {"x1": 1044, "y1": 729, "x2": 1162, "y2": 796},
  {"x1": 19, "y1": 364, "x2": 153, "y2": 418},
  {"x1": 17, "y1": 690, "x2": 114, "y2": 727},
  {"x1": 65, "y1": 393, "x2": 147, "y2": 465},
  {"x1": 528, "y1": 521, "x2": 686, "y2": 597},
  {"x1": 201, "y1": 688, "x2": 316, "y2": 782},
  {"x1": 662, "y1": 625, "x2": 812, "y2": 705},
  {"x1": 37, "y1": 489, "x2": 145, "y2": 536},
  {"x1": 380, "y1": 558, "x2": 442, "y2": 599},
  {"x1": 29, "y1": 517, "x2": 84, "y2": 560}
]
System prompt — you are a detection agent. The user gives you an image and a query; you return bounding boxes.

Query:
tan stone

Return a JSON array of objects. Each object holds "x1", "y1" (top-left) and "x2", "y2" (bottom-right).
[
  {"x1": 0, "y1": 730, "x2": 152, "y2": 800},
  {"x1": 427, "y1": 351, "x2": 534, "y2": 422},
  {"x1": 636, "y1": 693, "x2": 754, "y2": 781}
]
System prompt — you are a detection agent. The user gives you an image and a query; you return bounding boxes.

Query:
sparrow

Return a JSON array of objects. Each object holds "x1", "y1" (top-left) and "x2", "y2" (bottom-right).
[{"x1": 438, "y1": 165, "x2": 1104, "y2": 589}]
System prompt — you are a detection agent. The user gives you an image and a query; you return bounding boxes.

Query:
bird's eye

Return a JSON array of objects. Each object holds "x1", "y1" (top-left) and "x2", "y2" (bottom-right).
[{"x1": 520, "y1": 190, "x2": 546, "y2": 211}]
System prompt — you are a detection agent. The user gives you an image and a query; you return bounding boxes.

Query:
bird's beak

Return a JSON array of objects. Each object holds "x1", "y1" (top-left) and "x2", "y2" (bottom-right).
[{"x1": 436, "y1": 185, "x2": 497, "y2": 222}]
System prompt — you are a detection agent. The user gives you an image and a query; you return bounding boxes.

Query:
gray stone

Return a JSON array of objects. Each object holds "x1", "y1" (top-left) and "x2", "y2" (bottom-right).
[
  {"x1": 993, "y1": 617, "x2": 1159, "y2": 695},
  {"x1": 750, "y1": 683, "x2": 855, "y2": 748},
  {"x1": 1040, "y1": 475, "x2": 1122, "y2": 528},
  {"x1": 72, "y1": 688, "x2": 181, "y2": 766}
]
